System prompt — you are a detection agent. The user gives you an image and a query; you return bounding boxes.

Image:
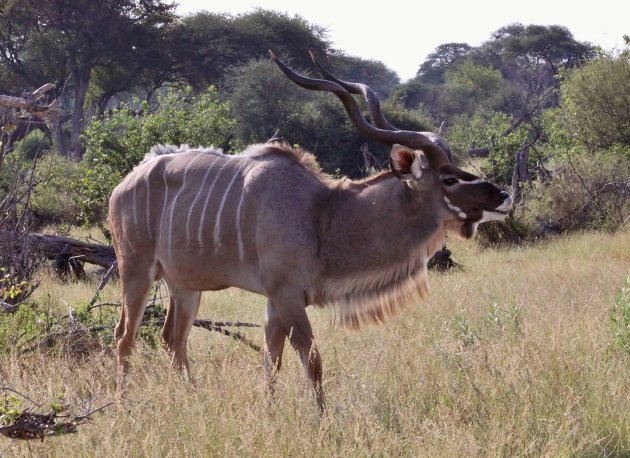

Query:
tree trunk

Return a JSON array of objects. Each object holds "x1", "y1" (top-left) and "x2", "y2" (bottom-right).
[
  {"x1": 511, "y1": 146, "x2": 530, "y2": 204},
  {"x1": 69, "y1": 67, "x2": 92, "y2": 161},
  {"x1": 52, "y1": 117, "x2": 67, "y2": 156}
]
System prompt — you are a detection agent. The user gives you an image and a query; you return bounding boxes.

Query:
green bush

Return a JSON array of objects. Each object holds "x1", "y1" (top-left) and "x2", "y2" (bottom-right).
[
  {"x1": 561, "y1": 55, "x2": 630, "y2": 150},
  {"x1": 525, "y1": 147, "x2": 629, "y2": 235},
  {"x1": 80, "y1": 86, "x2": 238, "y2": 226},
  {"x1": 446, "y1": 111, "x2": 529, "y2": 184},
  {"x1": 30, "y1": 154, "x2": 83, "y2": 227},
  {"x1": 12, "y1": 129, "x2": 52, "y2": 160}
]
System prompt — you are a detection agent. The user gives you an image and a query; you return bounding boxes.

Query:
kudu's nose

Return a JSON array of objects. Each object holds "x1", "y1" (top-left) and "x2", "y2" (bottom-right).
[{"x1": 500, "y1": 191, "x2": 510, "y2": 200}]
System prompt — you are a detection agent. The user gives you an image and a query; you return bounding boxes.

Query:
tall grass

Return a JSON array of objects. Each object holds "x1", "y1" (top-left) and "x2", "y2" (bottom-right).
[{"x1": 1, "y1": 230, "x2": 629, "y2": 456}]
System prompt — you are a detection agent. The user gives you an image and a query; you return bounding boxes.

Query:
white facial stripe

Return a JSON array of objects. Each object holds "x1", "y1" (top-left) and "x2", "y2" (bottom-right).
[
  {"x1": 198, "y1": 157, "x2": 230, "y2": 246},
  {"x1": 461, "y1": 178, "x2": 485, "y2": 185},
  {"x1": 167, "y1": 154, "x2": 204, "y2": 249},
  {"x1": 213, "y1": 161, "x2": 247, "y2": 250},
  {"x1": 444, "y1": 196, "x2": 468, "y2": 220},
  {"x1": 186, "y1": 156, "x2": 218, "y2": 243}
]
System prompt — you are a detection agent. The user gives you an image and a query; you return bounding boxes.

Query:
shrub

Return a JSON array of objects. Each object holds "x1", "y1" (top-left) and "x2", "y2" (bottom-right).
[
  {"x1": 12, "y1": 129, "x2": 52, "y2": 160},
  {"x1": 446, "y1": 111, "x2": 529, "y2": 184},
  {"x1": 29, "y1": 154, "x2": 83, "y2": 228},
  {"x1": 80, "y1": 87, "x2": 237, "y2": 226},
  {"x1": 561, "y1": 55, "x2": 630, "y2": 150},
  {"x1": 526, "y1": 147, "x2": 629, "y2": 235}
]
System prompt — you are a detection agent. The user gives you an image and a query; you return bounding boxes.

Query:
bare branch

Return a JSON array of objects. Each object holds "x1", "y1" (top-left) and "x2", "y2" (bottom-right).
[{"x1": 0, "y1": 84, "x2": 58, "y2": 121}]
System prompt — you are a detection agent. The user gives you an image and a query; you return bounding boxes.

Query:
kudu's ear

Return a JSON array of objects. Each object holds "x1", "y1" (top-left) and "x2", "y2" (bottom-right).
[{"x1": 389, "y1": 144, "x2": 428, "y2": 180}]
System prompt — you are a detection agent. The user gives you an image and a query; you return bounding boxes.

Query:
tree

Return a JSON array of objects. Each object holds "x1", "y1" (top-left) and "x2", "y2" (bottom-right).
[
  {"x1": 561, "y1": 54, "x2": 630, "y2": 150},
  {"x1": 171, "y1": 9, "x2": 333, "y2": 90},
  {"x1": 416, "y1": 42, "x2": 472, "y2": 85},
  {"x1": 328, "y1": 55, "x2": 400, "y2": 98},
  {"x1": 473, "y1": 23, "x2": 595, "y2": 104},
  {"x1": 0, "y1": 0, "x2": 177, "y2": 159},
  {"x1": 439, "y1": 61, "x2": 515, "y2": 117},
  {"x1": 227, "y1": 58, "x2": 430, "y2": 177}
]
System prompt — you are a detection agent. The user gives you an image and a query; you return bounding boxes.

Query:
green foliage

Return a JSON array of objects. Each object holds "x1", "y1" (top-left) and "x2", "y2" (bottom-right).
[
  {"x1": 446, "y1": 111, "x2": 529, "y2": 184},
  {"x1": 525, "y1": 147, "x2": 630, "y2": 234},
  {"x1": 440, "y1": 61, "x2": 513, "y2": 117},
  {"x1": 453, "y1": 298, "x2": 524, "y2": 348},
  {"x1": 330, "y1": 54, "x2": 400, "y2": 98},
  {"x1": 173, "y1": 9, "x2": 332, "y2": 89},
  {"x1": 490, "y1": 24, "x2": 595, "y2": 70},
  {"x1": 539, "y1": 107, "x2": 579, "y2": 154},
  {"x1": 12, "y1": 129, "x2": 52, "y2": 160},
  {"x1": 0, "y1": 395, "x2": 23, "y2": 426},
  {"x1": 80, "y1": 87, "x2": 237, "y2": 225},
  {"x1": 561, "y1": 54, "x2": 630, "y2": 150},
  {"x1": 29, "y1": 154, "x2": 83, "y2": 227},
  {"x1": 416, "y1": 42, "x2": 473, "y2": 85},
  {"x1": 0, "y1": 290, "x2": 166, "y2": 356},
  {"x1": 0, "y1": 268, "x2": 28, "y2": 305},
  {"x1": 610, "y1": 276, "x2": 630, "y2": 353},
  {"x1": 228, "y1": 58, "x2": 418, "y2": 177}
]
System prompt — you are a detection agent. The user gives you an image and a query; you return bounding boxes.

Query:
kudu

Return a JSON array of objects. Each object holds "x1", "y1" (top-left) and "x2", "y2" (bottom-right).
[{"x1": 109, "y1": 51, "x2": 512, "y2": 411}]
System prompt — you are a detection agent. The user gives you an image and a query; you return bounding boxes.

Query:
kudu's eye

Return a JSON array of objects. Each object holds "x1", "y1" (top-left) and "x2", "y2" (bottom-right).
[{"x1": 442, "y1": 177, "x2": 458, "y2": 186}]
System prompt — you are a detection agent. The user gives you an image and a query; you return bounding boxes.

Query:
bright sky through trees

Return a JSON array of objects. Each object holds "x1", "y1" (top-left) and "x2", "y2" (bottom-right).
[{"x1": 175, "y1": 0, "x2": 629, "y2": 81}]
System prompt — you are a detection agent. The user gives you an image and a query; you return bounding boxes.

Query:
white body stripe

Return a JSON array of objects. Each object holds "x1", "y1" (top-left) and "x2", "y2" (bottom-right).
[
  {"x1": 235, "y1": 180, "x2": 247, "y2": 260},
  {"x1": 213, "y1": 161, "x2": 247, "y2": 250},
  {"x1": 197, "y1": 158, "x2": 231, "y2": 246},
  {"x1": 159, "y1": 165, "x2": 169, "y2": 243},
  {"x1": 145, "y1": 175, "x2": 152, "y2": 240},
  {"x1": 132, "y1": 181, "x2": 138, "y2": 228},
  {"x1": 186, "y1": 156, "x2": 219, "y2": 243},
  {"x1": 167, "y1": 154, "x2": 204, "y2": 248}
]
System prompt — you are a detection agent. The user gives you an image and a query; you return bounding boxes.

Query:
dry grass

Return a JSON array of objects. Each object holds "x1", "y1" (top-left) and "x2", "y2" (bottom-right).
[{"x1": 1, "y1": 230, "x2": 629, "y2": 456}]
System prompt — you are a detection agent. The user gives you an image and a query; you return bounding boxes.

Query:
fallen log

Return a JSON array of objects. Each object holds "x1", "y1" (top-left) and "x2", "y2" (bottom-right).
[
  {"x1": 22, "y1": 232, "x2": 115, "y2": 271},
  {"x1": 467, "y1": 147, "x2": 490, "y2": 158}
]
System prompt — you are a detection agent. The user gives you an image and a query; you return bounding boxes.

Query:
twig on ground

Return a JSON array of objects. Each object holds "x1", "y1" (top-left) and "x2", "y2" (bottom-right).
[
  {"x1": 87, "y1": 261, "x2": 117, "y2": 308},
  {"x1": 0, "y1": 387, "x2": 111, "y2": 442}
]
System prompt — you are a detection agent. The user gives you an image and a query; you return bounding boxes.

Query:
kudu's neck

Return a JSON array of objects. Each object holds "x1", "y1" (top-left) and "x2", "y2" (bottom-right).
[{"x1": 318, "y1": 176, "x2": 445, "y2": 278}]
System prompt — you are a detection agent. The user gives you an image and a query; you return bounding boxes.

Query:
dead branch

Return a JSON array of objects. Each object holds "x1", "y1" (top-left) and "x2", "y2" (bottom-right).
[
  {"x1": 0, "y1": 387, "x2": 111, "y2": 442},
  {"x1": 0, "y1": 84, "x2": 59, "y2": 121},
  {"x1": 87, "y1": 261, "x2": 117, "y2": 307},
  {"x1": 147, "y1": 318, "x2": 262, "y2": 353}
]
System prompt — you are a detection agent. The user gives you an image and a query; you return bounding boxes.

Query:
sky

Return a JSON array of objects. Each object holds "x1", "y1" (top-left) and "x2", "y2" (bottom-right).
[{"x1": 174, "y1": 0, "x2": 628, "y2": 82}]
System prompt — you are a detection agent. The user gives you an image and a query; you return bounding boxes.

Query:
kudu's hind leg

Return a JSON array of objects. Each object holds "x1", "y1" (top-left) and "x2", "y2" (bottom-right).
[
  {"x1": 273, "y1": 291, "x2": 325, "y2": 412},
  {"x1": 161, "y1": 279, "x2": 201, "y2": 383},
  {"x1": 263, "y1": 300, "x2": 287, "y2": 397},
  {"x1": 115, "y1": 259, "x2": 156, "y2": 390}
]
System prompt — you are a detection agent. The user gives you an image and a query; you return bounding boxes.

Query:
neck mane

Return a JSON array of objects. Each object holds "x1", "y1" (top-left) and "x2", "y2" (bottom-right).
[{"x1": 315, "y1": 176, "x2": 446, "y2": 328}]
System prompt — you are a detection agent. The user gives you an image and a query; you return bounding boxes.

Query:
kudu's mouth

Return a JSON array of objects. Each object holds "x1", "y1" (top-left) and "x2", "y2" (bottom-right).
[{"x1": 479, "y1": 193, "x2": 513, "y2": 222}]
